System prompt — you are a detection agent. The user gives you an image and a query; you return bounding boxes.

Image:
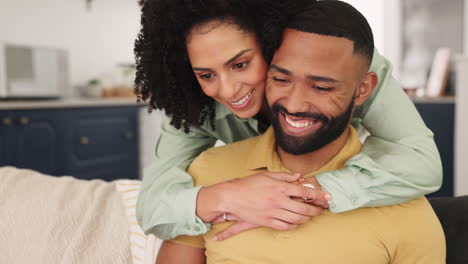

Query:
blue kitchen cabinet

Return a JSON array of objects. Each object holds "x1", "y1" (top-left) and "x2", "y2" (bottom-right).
[
  {"x1": 10, "y1": 109, "x2": 63, "y2": 175},
  {"x1": 0, "y1": 109, "x2": 62, "y2": 175},
  {"x1": 414, "y1": 102, "x2": 455, "y2": 197},
  {"x1": 63, "y1": 107, "x2": 139, "y2": 181},
  {"x1": 0, "y1": 106, "x2": 140, "y2": 181},
  {"x1": 0, "y1": 111, "x2": 11, "y2": 165}
]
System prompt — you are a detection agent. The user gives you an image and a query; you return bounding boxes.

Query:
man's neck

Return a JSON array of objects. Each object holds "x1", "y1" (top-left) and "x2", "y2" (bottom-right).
[{"x1": 277, "y1": 128, "x2": 351, "y2": 175}]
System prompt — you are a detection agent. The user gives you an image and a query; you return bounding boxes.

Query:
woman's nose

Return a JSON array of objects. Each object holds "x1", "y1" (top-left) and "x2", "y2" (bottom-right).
[{"x1": 218, "y1": 76, "x2": 240, "y2": 100}]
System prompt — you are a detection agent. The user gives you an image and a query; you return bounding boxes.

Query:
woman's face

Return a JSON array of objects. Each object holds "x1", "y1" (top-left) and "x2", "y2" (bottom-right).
[{"x1": 186, "y1": 21, "x2": 267, "y2": 119}]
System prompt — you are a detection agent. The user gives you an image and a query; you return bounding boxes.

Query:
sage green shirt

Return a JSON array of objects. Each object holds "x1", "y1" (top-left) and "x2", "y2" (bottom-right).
[{"x1": 136, "y1": 49, "x2": 442, "y2": 240}]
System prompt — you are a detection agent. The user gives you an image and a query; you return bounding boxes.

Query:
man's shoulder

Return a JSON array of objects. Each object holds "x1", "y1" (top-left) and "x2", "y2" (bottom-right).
[
  {"x1": 385, "y1": 197, "x2": 446, "y2": 261},
  {"x1": 376, "y1": 197, "x2": 444, "y2": 244},
  {"x1": 372, "y1": 197, "x2": 436, "y2": 221}
]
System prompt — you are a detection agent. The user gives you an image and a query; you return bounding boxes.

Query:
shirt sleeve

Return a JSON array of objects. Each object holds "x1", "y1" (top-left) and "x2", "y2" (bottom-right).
[
  {"x1": 136, "y1": 115, "x2": 217, "y2": 240},
  {"x1": 315, "y1": 48, "x2": 443, "y2": 213}
]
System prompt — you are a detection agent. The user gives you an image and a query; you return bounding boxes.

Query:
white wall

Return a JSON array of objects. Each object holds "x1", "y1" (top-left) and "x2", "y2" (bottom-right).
[
  {"x1": 343, "y1": 0, "x2": 385, "y2": 53},
  {"x1": 455, "y1": 57, "x2": 468, "y2": 195},
  {"x1": 139, "y1": 108, "x2": 163, "y2": 177},
  {"x1": 0, "y1": 0, "x2": 141, "y2": 94},
  {"x1": 455, "y1": 0, "x2": 468, "y2": 195},
  {"x1": 343, "y1": 0, "x2": 402, "y2": 78}
]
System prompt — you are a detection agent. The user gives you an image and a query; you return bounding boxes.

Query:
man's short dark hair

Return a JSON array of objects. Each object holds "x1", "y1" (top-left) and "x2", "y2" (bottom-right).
[{"x1": 287, "y1": 0, "x2": 374, "y2": 68}]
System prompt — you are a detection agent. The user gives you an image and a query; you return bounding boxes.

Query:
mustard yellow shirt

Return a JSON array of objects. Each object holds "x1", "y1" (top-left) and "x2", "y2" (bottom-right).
[{"x1": 173, "y1": 127, "x2": 446, "y2": 264}]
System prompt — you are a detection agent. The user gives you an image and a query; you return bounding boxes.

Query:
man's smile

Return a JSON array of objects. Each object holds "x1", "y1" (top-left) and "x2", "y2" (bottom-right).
[{"x1": 279, "y1": 111, "x2": 322, "y2": 135}]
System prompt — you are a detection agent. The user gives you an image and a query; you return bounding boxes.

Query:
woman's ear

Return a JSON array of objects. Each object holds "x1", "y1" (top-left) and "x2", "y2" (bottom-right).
[{"x1": 354, "y1": 72, "x2": 378, "y2": 106}]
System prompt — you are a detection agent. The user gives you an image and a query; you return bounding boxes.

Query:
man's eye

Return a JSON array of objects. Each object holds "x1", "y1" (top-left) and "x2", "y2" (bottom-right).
[
  {"x1": 233, "y1": 61, "x2": 248, "y2": 70},
  {"x1": 200, "y1": 73, "x2": 214, "y2": 79},
  {"x1": 273, "y1": 77, "x2": 289, "y2": 83},
  {"x1": 314, "y1": 86, "x2": 331, "y2": 91}
]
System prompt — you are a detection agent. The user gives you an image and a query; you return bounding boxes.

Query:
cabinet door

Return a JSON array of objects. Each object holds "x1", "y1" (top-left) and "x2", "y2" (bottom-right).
[
  {"x1": 415, "y1": 102, "x2": 455, "y2": 197},
  {"x1": 9, "y1": 110, "x2": 62, "y2": 175},
  {"x1": 65, "y1": 107, "x2": 139, "y2": 181},
  {"x1": 0, "y1": 111, "x2": 12, "y2": 165}
]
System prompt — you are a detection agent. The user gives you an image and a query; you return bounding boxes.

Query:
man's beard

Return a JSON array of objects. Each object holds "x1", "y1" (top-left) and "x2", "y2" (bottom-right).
[{"x1": 269, "y1": 98, "x2": 354, "y2": 155}]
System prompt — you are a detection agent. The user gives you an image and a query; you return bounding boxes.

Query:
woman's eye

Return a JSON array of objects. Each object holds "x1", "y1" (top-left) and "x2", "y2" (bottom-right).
[
  {"x1": 233, "y1": 61, "x2": 248, "y2": 70},
  {"x1": 199, "y1": 73, "x2": 214, "y2": 79}
]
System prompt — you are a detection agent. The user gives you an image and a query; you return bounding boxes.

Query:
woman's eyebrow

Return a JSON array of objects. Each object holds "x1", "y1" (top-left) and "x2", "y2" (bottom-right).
[
  {"x1": 192, "y1": 49, "x2": 253, "y2": 72},
  {"x1": 193, "y1": 67, "x2": 211, "y2": 71},
  {"x1": 224, "y1": 49, "x2": 252, "y2": 65}
]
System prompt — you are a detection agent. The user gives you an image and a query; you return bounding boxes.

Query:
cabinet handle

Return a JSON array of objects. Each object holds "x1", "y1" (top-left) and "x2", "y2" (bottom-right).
[
  {"x1": 2, "y1": 118, "x2": 12, "y2": 126},
  {"x1": 124, "y1": 131, "x2": 134, "y2": 140},
  {"x1": 80, "y1": 137, "x2": 90, "y2": 145},
  {"x1": 19, "y1": 116, "x2": 29, "y2": 126}
]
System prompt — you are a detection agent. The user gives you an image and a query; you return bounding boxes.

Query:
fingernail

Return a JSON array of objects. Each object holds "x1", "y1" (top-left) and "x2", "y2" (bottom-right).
[
  {"x1": 325, "y1": 193, "x2": 332, "y2": 200},
  {"x1": 213, "y1": 235, "x2": 219, "y2": 241},
  {"x1": 293, "y1": 173, "x2": 301, "y2": 177}
]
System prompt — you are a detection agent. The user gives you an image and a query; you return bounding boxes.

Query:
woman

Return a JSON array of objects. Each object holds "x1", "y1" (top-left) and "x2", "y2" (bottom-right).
[{"x1": 135, "y1": 0, "x2": 442, "y2": 241}]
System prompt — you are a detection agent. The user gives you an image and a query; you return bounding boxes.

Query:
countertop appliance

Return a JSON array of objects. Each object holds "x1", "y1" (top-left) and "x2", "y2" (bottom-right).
[{"x1": 0, "y1": 42, "x2": 69, "y2": 99}]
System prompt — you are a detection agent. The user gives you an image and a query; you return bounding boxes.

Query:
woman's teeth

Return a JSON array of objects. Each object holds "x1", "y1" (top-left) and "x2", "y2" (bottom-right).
[
  {"x1": 285, "y1": 115, "x2": 315, "y2": 128},
  {"x1": 232, "y1": 90, "x2": 253, "y2": 106}
]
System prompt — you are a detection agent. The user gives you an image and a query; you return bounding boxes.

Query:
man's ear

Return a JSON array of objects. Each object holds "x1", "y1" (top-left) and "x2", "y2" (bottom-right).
[{"x1": 354, "y1": 71, "x2": 378, "y2": 106}]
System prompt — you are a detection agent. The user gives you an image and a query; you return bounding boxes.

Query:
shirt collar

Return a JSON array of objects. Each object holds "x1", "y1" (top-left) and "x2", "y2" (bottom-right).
[
  {"x1": 245, "y1": 126, "x2": 362, "y2": 176},
  {"x1": 214, "y1": 103, "x2": 233, "y2": 120},
  {"x1": 245, "y1": 127, "x2": 281, "y2": 172}
]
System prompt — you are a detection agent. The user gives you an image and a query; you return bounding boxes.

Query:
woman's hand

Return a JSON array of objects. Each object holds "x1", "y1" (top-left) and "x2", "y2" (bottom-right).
[
  {"x1": 211, "y1": 214, "x2": 258, "y2": 241},
  {"x1": 196, "y1": 172, "x2": 331, "y2": 235},
  {"x1": 210, "y1": 174, "x2": 330, "y2": 241}
]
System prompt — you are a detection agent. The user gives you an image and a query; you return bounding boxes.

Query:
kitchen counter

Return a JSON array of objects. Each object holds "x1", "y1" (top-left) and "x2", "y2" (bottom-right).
[
  {"x1": 409, "y1": 96, "x2": 455, "y2": 104},
  {"x1": 0, "y1": 98, "x2": 147, "y2": 110}
]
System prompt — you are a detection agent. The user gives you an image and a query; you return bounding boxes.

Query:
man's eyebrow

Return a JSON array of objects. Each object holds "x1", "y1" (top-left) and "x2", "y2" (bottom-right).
[
  {"x1": 270, "y1": 64, "x2": 340, "y2": 83},
  {"x1": 306, "y1": 75, "x2": 340, "y2": 83},
  {"x1": 224, "y1": 49, "x2": 252, "y2": 66},
  {"x1": 270, "y1": 64, "x2": 291, "y2": 75}
]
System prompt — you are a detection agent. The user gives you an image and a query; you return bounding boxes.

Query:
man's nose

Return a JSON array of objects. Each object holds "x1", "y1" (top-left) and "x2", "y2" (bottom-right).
[{"x1": 283, "y1": 85, "x2": 310, "y2": 113}]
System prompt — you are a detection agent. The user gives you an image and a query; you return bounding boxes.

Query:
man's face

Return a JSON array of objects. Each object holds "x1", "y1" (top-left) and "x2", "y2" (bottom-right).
[{"x1": 266, "y1": 29, "x2": 371, "y2": 155}]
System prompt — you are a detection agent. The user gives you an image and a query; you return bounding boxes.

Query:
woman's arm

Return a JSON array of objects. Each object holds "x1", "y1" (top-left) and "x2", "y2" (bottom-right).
[
  {"x1": 136, "y1": 116, "x2": 217, "y2": 240},
  {"x1": 137, "y1": 112, "x2": 328, "y2": 240},
  {"x1": 315, "y1": 48, "x2": 443, "y2": 213}
]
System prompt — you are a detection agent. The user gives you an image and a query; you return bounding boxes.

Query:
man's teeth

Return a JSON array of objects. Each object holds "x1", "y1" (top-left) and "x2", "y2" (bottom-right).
[
  {"x1": 232, "y1": 91, "x2": 253, "y2": 106},
  {"x1": 285, "y1": 115, "x2": 315, "y2": 128}
]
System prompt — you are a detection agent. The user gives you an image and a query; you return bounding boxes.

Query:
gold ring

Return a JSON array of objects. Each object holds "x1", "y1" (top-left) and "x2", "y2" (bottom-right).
[{"x1": 301, "y1": 182, "x2": 315, "y2": 202}]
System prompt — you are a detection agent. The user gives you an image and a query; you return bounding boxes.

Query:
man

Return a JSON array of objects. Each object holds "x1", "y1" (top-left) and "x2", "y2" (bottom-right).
[{"x1": 156, "y1": 1, "x2": 445, "y2": 263}]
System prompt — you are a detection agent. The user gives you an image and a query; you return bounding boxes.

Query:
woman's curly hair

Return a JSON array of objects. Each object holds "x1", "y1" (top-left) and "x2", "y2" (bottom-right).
[{"x1": 134, "y1": 0, "x2": 311, "y2": 132}]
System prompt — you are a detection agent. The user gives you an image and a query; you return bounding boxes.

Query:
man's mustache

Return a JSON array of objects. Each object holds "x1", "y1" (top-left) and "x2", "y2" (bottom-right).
[{"x1": 272, "y1": 103, "x2": 328, "y2": 123}]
